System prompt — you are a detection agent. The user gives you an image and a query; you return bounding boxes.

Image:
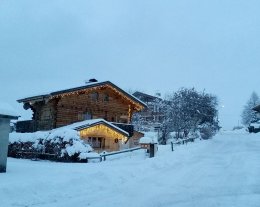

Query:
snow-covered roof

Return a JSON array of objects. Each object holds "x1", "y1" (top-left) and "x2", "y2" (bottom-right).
[
  {"x1": 56, "y1": 118, "x2": 129, "y2": 137},
  {"x1": 139, "y1": 136, "x2": 158, "y2": 144},
  {"x1": 9, "y1": 131, "x2": 50, "y2": 143},
  {"x1": 17, "y1": 81, "x2": 147, "y2": 110},
  {"x1": 0, "y1": 102, "x2": 19, "y2": 119},
  {"x1": 133, "y1": 91, "x2": 162, "y2": 102}
]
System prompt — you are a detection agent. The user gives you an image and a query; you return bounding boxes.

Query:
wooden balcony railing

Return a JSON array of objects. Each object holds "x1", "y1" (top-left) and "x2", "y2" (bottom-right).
[{"x1": 112, "y1": 122, "x2": 134, "y2": 137}]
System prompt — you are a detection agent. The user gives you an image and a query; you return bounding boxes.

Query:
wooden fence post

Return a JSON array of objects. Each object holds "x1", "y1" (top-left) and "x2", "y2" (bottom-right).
[
  {"x1": 171, "y1": 142, "x2": 174, "y2": 151},
  {"x1": 103, "y1": 152, "x2": 106, "y2": 161}
]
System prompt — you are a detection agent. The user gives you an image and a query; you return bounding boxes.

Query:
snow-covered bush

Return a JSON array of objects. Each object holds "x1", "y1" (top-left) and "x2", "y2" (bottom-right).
[
  {"x1": 9, "y1": 129, "x2": 93, "y2": 162},
  {"x1": 159, "y1": 87, "x2": 219, "y2": 143},
  {"x1": 199, "y1": 126, "x2": 216, "y2": 139}
]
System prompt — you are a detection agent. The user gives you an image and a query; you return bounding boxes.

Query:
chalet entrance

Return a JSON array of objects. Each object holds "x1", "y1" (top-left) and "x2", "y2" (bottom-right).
[
  {"x1": 82, "y1": 136, "x2": 119, "y2": 152},
  {"x1": 87, "y1": 137, "x2": 104, "y2": 148},
  {"x1": 78, "y1": 121, "x2": 129, "y2": 152},
  {"x1": 84, "y1": 137, "x2": 106, "y2": 152}
]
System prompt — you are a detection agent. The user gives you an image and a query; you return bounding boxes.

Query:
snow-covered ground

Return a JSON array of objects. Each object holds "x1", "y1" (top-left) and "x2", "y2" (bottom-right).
[{"x1": 1, "y1": 130, "x2": 260, "y2": 207}]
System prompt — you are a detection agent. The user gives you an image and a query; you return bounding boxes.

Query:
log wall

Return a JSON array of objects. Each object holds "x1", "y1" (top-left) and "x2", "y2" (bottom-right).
[
  {"x1": 31, "y1": 87, "x2": 136, "y2": 130},
  {"x1": 55, "y1": 88, "x2": 133, "y2": 127},
  {"x1": 31, "y1": 100, "x2": 57, "y2": 131}
]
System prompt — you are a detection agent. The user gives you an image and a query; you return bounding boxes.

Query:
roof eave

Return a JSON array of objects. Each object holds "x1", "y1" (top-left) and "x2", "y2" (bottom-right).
[
  {"x1": 50, "y1": 81, "x2": 109, "y2": 97},
  {"x1": 16, "y1": 81, "x2": 147, "y2": 110},
  {"x1": 106, "y1": 81, "x2": 147, "y2": 109},
  {"x1": 17, "y1": 95, "x2": 50, "y2": 103},
  {"x1": 73, "y1": 121, "x2": 129, "y2": 137}
]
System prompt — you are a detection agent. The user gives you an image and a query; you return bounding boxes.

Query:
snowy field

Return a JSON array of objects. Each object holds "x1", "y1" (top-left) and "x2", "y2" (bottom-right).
[{"x1": 1, "y1": 130, "x2": 260, "y2": 207}]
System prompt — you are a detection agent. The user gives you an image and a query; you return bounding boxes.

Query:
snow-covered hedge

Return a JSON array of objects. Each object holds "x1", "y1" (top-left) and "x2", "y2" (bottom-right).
[{"x1": 8, "y1": 129, "x2": 93, "y2": 162}]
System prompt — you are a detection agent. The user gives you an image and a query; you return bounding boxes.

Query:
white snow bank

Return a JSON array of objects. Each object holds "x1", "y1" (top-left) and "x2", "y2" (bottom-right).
[
  {"x1": 9, "y1": 128, "x2": 93, "y2": 159},
  {"x1": 60, "y1": 118, "x2": 129, "y2": 136},
  {"x1": 9, "y1": 131, "x2": 49, "y2": 143},
  {"x1": 220, "y1": 128, "x2": 248, "y2": 135},
  {"x1": 47, "y1": 128, "x2": 79, "y2": 142},
  {"x1": 79, "y1": 152, "x2": 100, "y2": 159},
  {"x1": 2, "y1": 131, "x2": 260, "y2": 207},
  {"x1": 9, "y1": 129, "x2": 81, "y2": 144}
]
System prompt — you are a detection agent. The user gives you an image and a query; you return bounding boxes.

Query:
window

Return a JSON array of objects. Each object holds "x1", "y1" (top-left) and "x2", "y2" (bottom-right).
[
  {"x1": 83, "y1": 112, "x2": 92, "y2": 120},
  {"x1": 91, "y1": 92, "x2": 99, "y2": 101},
  {"x1": 88, "y1": 137, "x2": 104, "y2": 148},
  {"x1": 103, "y1": 94, "x2": 109, "y2": 102},
  {"x1": 78, "y1": 111, "x2": 92, "y2": 121}
]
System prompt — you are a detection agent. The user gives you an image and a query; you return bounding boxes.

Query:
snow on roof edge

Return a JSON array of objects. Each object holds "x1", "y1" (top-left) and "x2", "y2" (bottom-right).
[
  {"x1": 17, "y1": 81, "x2": 147, "y2": 109},
  {"x1": 55, "y1": 119, "x2": 129, "y2": 136}
]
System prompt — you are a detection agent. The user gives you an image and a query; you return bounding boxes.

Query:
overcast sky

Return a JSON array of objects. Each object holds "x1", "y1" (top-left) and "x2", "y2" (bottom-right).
[{"x1": 1, "y1": 0, "x2": 259, "y2": 129}]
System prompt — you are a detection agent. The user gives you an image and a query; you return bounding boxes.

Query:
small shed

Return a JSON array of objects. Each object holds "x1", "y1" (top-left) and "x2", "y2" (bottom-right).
[
  {"x1": 139, "y1": 136, "x2": 158, "y2": 158},
  {"x1": 0, "y1": 103, "x2": 19, "y2": 173}
]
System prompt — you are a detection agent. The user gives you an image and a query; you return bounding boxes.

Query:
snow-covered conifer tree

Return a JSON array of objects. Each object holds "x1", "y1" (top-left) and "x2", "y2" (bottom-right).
[{"x1": 241, "y1": 92, "x2": 260, "y2": 126}]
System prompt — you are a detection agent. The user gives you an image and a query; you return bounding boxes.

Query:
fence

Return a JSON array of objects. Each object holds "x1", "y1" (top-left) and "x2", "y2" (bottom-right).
[
  {"x1": 85, "y1": 147, "x2": 142, "y2": 162},
  {"x1": 170, "y1": 137, "x2": 197, "y2": 151}
]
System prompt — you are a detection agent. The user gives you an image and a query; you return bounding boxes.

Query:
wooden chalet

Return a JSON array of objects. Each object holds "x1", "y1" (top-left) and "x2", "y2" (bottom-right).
[
  {"x1": 16, "y1": 80, "x2": 146, "y2": 152},
  {"x1": 132, "y1": 91, "x2": 164, "y2": 129}
]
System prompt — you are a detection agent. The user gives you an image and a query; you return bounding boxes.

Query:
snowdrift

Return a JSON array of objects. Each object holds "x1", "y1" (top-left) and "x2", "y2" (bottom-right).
[{"x1": 9, "y1": 129, "x2": 93, "y2": 162}]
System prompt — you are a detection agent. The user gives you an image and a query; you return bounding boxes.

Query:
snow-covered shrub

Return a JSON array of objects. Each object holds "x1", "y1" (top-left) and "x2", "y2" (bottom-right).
[
  {"x1": 8, "y1": 129, "x2": 93, "y2": 162},
  {"x1": 199, "y1": 127, "x2": 216, "y2": 139},
  {"x1": 241, "y1": 92, "x2": 260, "y2": 126}
]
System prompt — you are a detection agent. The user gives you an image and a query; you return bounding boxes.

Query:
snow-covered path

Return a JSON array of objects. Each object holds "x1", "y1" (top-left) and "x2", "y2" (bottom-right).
[{"x1": 1, "y1": 131, "x2": 260, "y2": 207}]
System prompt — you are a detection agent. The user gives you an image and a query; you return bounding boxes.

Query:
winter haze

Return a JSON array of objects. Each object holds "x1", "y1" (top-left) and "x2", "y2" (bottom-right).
[{"x1": 0, "y1": 0, "x2": 259, "y2": 129}]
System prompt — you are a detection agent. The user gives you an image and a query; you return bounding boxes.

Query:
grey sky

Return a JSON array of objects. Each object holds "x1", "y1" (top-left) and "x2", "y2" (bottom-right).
[{"x1": 0, "y1": 0, "x2": 259, "y2": 129}]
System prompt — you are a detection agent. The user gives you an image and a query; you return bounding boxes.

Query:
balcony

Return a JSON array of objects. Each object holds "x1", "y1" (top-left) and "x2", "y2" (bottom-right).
[
  {"x1": 111, "y1": 122, "x2": 134, "y2": 137},
  {"x1": 16, "y1": 120, "x2": 135, "y2": 137},
  {"x1": 16, "y1": 120, "x2": 36, "y2": 133},
  {"x1": 16, "y1": 120, "x2": 53, "y2": 133}
]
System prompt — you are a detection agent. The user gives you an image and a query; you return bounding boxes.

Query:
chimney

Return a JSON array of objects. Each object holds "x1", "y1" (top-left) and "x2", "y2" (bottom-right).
[{"x1": 85, "y1": 78, "x2": 98, "y2": 84}]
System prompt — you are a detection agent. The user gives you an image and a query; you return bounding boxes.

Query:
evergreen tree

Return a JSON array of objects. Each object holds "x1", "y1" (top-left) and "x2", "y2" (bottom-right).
[{"x1": 241, "y1": 92, "x2": 260, "y2": 126}]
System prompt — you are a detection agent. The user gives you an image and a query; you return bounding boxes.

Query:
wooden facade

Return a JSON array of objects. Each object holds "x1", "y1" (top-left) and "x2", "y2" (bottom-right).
[
  {"x1": 17, "y1": 81, "x2": 146, "y2": 151},
  {"x1": 132, "y1": 91, "x2": 164, "y2": 130},
  {"x1": 79, "y1": 122, "x2": 128, "y2": 152},
  {"x1": 18, "y1": 81, "x2": 145, "y2": 131}
]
